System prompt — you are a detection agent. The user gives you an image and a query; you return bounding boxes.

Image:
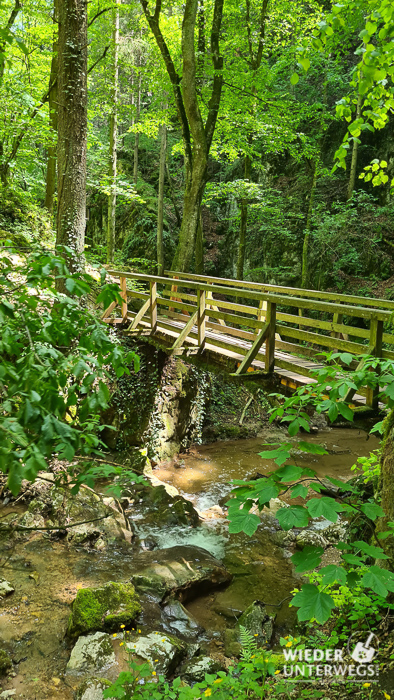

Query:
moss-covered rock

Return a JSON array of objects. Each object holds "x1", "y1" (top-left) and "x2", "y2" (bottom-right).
[
  {"x1": 125, "y1": 631, "x2": 187, "y2": 675},
  {"x1": 67, "y1": 582, "x2": 141, "y2": 639},
  {"x1": 66, "y1": 633, "x2": 116, "y2": 675},
  {"x1": 74, "y1": 677, "x2": 113, "y2": 700},
  {"x1": 180, "y1": 655, "x2": 223, "y2": 683},
  {"x1": 0, "y1": 649, "x2": 12, "y2": 676}
]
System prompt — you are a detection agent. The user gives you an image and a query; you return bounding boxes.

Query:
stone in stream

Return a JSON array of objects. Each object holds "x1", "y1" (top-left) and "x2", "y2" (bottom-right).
[
  {"x1": 130, "y1": 545, "x2": 232, "y2": 603},
  {"x1": 0, "y1": 580, "x2": 14, "y2": 598},
  {"x1": 132, "y1": 483, "x2": 200, "y2": 528},
  {"x1": 179, "y1": 655, "x2": 224, "y2": 683},
  {"x1": 125, "y1": 631, "x2": 187, "y2": 675},
  {"x1": 162, "y1": 600, "x2": 204, "y2": 640},
  {"x1": 74, "y1": 677, "x2": 113, "y2": 700},
  {"x1": 66, "y1": 632, "x2": 116, "y2": 676},
  {"x1": 67, "y1": 582, "x2": 141, "y2": 639},
  {"x1": 224, "y1": 602, "x2": 274, "y2": 657}
]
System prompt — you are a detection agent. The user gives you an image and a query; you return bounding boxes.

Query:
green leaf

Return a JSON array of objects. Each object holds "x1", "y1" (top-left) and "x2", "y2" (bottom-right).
[
  {"x1": 275, "y1": 464, "x2": 304, "y2": 482},
  {"x1": 276, "y1": 505, "x2": 309, "y2": 530},
  {"x1": 359, "y1": 502, "x2": 385, "y2": 520},
  {"x1": 353, "y1": 541, "x2": 389, "y2": 559},
  {"x1": 291, "y1": 545, "x2": 324, "y2": 572},
  {"x1": 320, "y1": 564, "x2": 347, "y2": 585},
  {"x1": 298, "y1": 442, "x2": 328, "y2": 455},
  {"x1": 258, "y1": 447, "x2": 290, "y2": 466},
  {"x1": 228, "y1": 510, "x2": 260, "y2": 536},
  {"x1": 288, "y1": 419, "x2": 300, "y2": 436},
  {"x1": 292, "y1": 584, "x2": 336, "y2": 623},
  {"x1": 362, "y1": 566, "x2": 394, "y2": 597},
  {"x1": 290, "y1": 73, "x2": 299, "y2": 85},
  {"x1": 307, "y1": 497, "x2": 344, "y2": 522},
  {"x1": 337, "y1": 402, "x2": 354, "y2": 421},
  {"x1": 290, "y1": 484, "x2": 309, "y2": 499}
]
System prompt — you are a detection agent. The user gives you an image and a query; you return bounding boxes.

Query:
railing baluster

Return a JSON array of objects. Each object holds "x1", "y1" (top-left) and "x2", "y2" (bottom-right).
[
  {"x1": 120, "y1": 276, "x2": 128, "y2": 322},
  {"x1": 198, "y1": 288, "x2": 206, "y2": 349},
  {"x1": 265, "y1": 301, "x2": 276, "y2": 372},
  {"x1": 366, "y1": 317, "x2": 383, "y2": 408},
  {"x1": 150, "y1": 281, "x2": 157, "y2": 332}
]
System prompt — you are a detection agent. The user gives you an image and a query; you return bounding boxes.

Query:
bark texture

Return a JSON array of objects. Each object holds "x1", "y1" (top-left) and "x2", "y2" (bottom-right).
[
  {"x1": 56, "y1": 0, "x2": 88, "y2": 287},
  {"x1": 107, "y1": 0, "x2": 120, "y2": 264},
  {"x1": 44, "y1": 0, "x2": 59, "y2": 214},
  {"x1": 157, "y1": 118, "x2": 167, "y2": 276}
]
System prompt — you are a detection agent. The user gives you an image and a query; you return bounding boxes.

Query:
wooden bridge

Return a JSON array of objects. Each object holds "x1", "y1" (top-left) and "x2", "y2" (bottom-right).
[{"x1": 102, "y1": 269, "x2": 394, "y2": 409}]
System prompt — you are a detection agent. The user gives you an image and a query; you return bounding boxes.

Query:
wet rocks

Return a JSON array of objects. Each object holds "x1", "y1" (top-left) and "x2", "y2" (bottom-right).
[
  {"x1": 74, "y1": 677, "x2": 113, "y2": 700},
  {"x1": 0, "y1": 579, "x2": 14, "y2": 598},
  {"x1": 162, "y1": 600, "x2": 203, "y2": 640},
  {"x1": 67, "y1": 582, "x2": 141, "y2": 639},
  {"x1": 180, "y1": 655, "x2": 223, "y2": 683},
  {"x1": 224, "y1": 602, "x2": 274, "y2": 657},
  {"x1": 132, "y1": 483, "x2": 200, "y2": 528},
  {"x1": 125, "y1": 631, "x2": 187, "y2": 675},
  {"x1": 66, "y1": 632, "x2": 116, "y2": 676},
  {"x1": 295, "y1": 530, "x2": 328, "y2": 549},
  {"x1": 131, "y1": 545, "x2": 232, "y2": 603}
]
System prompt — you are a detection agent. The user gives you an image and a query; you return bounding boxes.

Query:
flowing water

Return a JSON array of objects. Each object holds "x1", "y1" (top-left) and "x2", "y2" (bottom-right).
[{"x1": 0, "y1": 426, "x2": 378, "y2": 699}]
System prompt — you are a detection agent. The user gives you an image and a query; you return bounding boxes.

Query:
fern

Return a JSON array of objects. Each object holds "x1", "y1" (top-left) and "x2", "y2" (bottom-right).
[{"x1": 239, "y1": 625, "x2": 258, "y2": 662}]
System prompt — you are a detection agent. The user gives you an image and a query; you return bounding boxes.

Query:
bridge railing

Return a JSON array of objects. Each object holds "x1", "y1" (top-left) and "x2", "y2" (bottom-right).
[{"x1": 103, "y1": 269, "x2": 394, "y2": 408}]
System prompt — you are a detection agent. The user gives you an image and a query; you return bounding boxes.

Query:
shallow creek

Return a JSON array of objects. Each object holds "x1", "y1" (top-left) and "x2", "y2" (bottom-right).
[{"x1": 0, "y1": 426, "x2": 378, "y2": 699}]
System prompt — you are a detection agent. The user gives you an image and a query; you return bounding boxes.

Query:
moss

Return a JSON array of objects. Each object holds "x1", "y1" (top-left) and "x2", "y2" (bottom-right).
[
  {"x1": 67, "y1": 582, "x2": 141, "y2": 639},
  {"x1": 0, "y1": 649, "x2": 12, "y2": 676}
]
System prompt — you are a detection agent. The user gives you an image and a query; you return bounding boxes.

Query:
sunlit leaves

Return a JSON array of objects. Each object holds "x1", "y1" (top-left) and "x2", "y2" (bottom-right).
[{"x1": 292, "y1": 584, "x2": 336, "y2": 623}]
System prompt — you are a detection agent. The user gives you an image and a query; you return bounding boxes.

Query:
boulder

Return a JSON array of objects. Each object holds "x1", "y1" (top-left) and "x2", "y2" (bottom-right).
[
  {"x1": 295, "y1": 531, "x2": 328, "y2": 549},
  {"x1": 66, "y1": 632, "x2": 116, "y2": 676},
  {"x1": 224, "y1": 602, "x2": 274, "y2": 657},
  {"x1": 131, "y1": 545, "x2": 232, "y2": 603},
  {"x1": 162, "y1": 600, "x2": 203, "y2": 640},
  {"x1": 67, "y1": 582, "x2": 141, "y2": 639},
  {"x1": 132, "y1": 483, "x2": 200, "y2": 528},
  {"x1": 125, "y1": 631, "x2": 187, "y2": 675},
  {"x1": 75, "y1": 678, "x2": 113, "y2": 700},
  {"x1": 180, "y1": 655, "x2": 223, "y2": 683},
  {"x1": 0, "y1": 580, "x2": 14, "y2": 598}
]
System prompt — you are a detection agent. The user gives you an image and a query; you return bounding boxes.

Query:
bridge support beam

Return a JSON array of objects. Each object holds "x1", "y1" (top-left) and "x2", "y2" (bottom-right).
[{"x1": 265, "y1": 302, "x2": 276, "y2": 372}]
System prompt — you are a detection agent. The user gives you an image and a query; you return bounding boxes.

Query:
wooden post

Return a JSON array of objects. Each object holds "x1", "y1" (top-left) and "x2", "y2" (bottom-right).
[
  {"x1": 257, "y1": 299, "x2": 267, "y2": 323},
  {"x1": 265, "y1": 301, "x2": 276, "y2": 372},
  {"x1": 366, "y1": 317, "x2": 383, "y2": 408},
  {"x1": 197, "y1": 288, "x2": 206, "y2": 349},
  {"x1": 150, "y1": 280, "x2": 157, "y2": 332},
  {"x1": 120, "y1": 276, "x2": 127, "y2": 322}
]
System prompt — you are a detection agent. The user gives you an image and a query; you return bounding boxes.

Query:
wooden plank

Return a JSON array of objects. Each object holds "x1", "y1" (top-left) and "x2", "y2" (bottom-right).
[
  {"x1": 150, "y1": 281, "x2": 157, "y2": 332},
  {"x1": 366, "y1": 318, "x2": 383, "y2": 408},
  {"x1": 127, "y1": 297, "x2": 151, "y2": 331},
  {"x1": 101, "y1": 300, "x2": 117, "y2": 320},
  {"x1": 120, "y1": 276, "x2": 128, "y2": 321},
  {"x1": 276, "y1": 324, "x2": 367, "y2": 354},
  {"x1": 276, "y1": 311, "x2": 370, "y2": 340},
  {"x1": 107, "y1": 270, "x2": 392, "y2": 321},
  {"x1": 164, "y1": 270, "x2": 394, "y2": 311},
  {"x1": 198, "y1": 289, "x2": 206, "y2": 348},
  {"x1": 235, "y1": 322, "x2": 270, "y2": 374},
  {"x1": 206, "y1": 290, "x2": 226, "y2": 326},
  {"x1": 207, "y1": 308, "x2": 265, "y2": 330},
  {"x1": 171, "y1": 311, "x2": 198, "y2": 351}
]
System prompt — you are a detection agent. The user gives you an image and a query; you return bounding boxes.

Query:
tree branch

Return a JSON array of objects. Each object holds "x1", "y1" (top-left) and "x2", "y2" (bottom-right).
[
  {"x1": 87, "y1": 45, "x2": 110, "y2": 74},
  {"x1": 88, "y1": 6, "x2": 113, "y2": 27},
  {"x1": 0, "y1": 0, "x2": 22, "y2": 83},
  {"x1": 204, "y1": 0, "x2": 224, "y2": 150}
]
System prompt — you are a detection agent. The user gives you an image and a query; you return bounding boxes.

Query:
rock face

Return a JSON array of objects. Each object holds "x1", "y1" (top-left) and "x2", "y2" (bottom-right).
[
  {"x1": 132, "y1": 483, "x2": 200, "y2": 528},
  {"x1": 125, "y1": 631, "x2": 187, "y2": 675},
  {"x1": 75, "y1": 678, "x2": 113, "y2": 700},
  {"x1": 224, "y1": 602, "x2": 274, "y2": 657},
  {"x1": 131, "y1": 545, "x2": 232, "y2": 603},
  {"x1": 162, "y1": 600, "x2": 203, "y2": 640},
  {"x1": 67, "y1": 633, "x2": 116, "y2": 676},
  {"x1": 67, "y1": 582, "x2": 141, "y2": 639}
]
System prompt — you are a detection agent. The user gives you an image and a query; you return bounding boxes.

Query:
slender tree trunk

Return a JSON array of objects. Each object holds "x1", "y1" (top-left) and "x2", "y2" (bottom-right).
[
  {"x1": 107, "y1": 0, "x2": 120, "y2": 264},
  {"x1": 172, "y1": 155, "x2": 207, "y2": 271},
  {"x1": 133, "y1": 45, "x2": 141, "y2": 184},
  {"x1": 165, "y1": 161, "x2": 181, "y2": 226},
  {"x1": 44, "y1": 0, "x2": 59, "y2": 214},
  {"x1": 301, "y1": 160, "x2": 318, "y2": 288},
  {"x1": 347, "y1": 92, "x2": 362, "y2": 200},
  {"x1": 157, "y1": 116, "x2": 167, "y2": 276},
  {"x1": 56, "y1": 0, "x2": 87, "y2": 289},
  {"x1": 236, "y1": 154, "x2": 251, "y2": 281},
  {"x1": 195, "y1": 212, "x2": 204, "y2": 273}
]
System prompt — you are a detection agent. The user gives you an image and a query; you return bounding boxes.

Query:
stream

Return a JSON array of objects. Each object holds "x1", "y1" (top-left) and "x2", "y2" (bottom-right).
[{"x1": 0, "y1": 426, "x2": 378, "y2": 699}]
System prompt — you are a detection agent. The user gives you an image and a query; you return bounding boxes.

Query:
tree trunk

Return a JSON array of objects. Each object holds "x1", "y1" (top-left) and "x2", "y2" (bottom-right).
[
  {"x1": 157, "y1": 117, "x2": 167, "y2": 276},
  {"x1": 301, "y1": 160, "x2": 318, "y2": 288},
  {"x1": 107, "y1": 0, "x2": 120, "y2": 265},
  {"x1": 56, "y1": 0, "x2": 87, "y2": 289},
  {"x1": 195, "y1": 212, "x2": 204, "y2": 273},
  {"x1": 44, "y1": 0, "x2": 59, "y2": 214},
  {"x1": 347, "y1": 92, "x2": 362, "y2": 200},
  {"x1": 133, "y1": 45, "x2": 141, "y2": 184},
  {"x1": 236, "y1": 154, "x2": 251, "y2": 281},
  {"x1": 172, "y1": 155, "x2": 207, "y2": 272}
]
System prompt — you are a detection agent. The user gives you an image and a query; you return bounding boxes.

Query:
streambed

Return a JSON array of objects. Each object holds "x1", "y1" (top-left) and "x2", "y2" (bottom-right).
[{"x1": 0, "y1": 426, "x2": 378, "y2": 699}]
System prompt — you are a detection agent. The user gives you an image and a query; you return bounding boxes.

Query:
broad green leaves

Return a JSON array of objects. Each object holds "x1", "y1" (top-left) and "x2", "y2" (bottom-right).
[{"x1": 292, "y1": 584, "x2": 336, "y2": 623}]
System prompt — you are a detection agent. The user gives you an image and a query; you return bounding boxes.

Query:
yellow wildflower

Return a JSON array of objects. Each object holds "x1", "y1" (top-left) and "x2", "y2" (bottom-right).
[
  {"x1": 138, "y1": 629, "x2": 141, "y2": 633},
  {"x1": 363, "y1": 684, "x2": 371, "y2": 689},
  {"x1": 112, "y1": 634, "x2": 117, "y2": 638},
  {"x1": 286, "y1": 641, "x2": 292, "y2": 648},
  {"x1": 152, "y1": 672, "x2": 156, "y2": 676},
  {"x1": 275, "y1": 670, "x2": 281, "y2": 675},
  {"x1": 120, "y1": 624, "x2": 125, "y2": 629},
  {"x1": 204, "y1": 691, "x2": 212, "y2": 698},
  {"x1": 120, "y1": 642, "x2": 124, "y2": 647},
  {"x1": 154, "y1": 660, "x2": 158, "y2": 663},
  {"x1": 383, "y1": 693, "x2": 391, "y2": 700},
  {"x1": 254, "y1": 634, "x2": 258, "y2": 637},
  {"x1": 213, "y1": 679, "x2": 222, "y2": 684}
]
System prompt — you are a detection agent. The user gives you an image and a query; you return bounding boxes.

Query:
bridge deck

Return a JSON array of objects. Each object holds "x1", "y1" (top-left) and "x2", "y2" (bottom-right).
[{"x1": 102, "y1": 269, "x2": 394, "y2": 409}]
